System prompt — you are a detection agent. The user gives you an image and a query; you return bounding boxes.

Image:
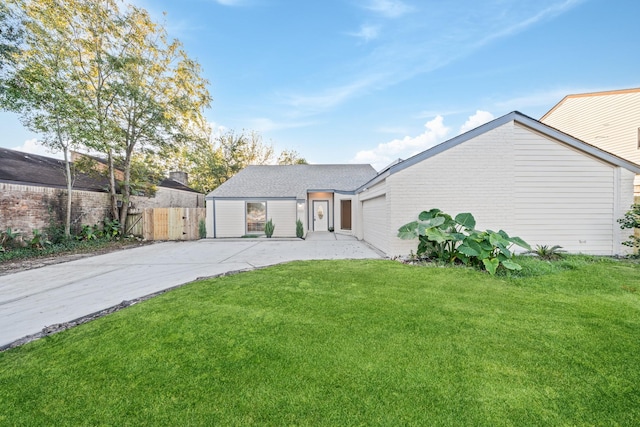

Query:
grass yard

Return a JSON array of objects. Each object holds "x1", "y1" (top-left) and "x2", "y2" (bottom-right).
[{"x1": 1, "y1": 258, "x2": 639, "y2": 425}]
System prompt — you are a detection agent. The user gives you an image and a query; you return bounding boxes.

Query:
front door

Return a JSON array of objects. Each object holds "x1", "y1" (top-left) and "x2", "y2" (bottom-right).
[{"x1": 313, "y1": 201, "x2": 329, "y2": 231}]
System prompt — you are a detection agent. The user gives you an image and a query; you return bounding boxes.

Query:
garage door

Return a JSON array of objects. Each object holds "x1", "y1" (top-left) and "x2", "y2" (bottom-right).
[{"x1": 362, "y1": 195, "x2": 388, "y2": 254}]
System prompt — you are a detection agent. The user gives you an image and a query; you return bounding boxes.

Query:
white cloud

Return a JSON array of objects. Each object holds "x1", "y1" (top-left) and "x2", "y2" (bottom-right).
[
  {"x1": 12, "y1": 139, "x2": 63, "y2": 159},
  {"x1": 364, "y1": 0, "x2": 412, "y2": 18},
  {"x1": 351, "y1": 115, "x2": 450, "y2": 170},
  {"x1": 459, "y1": 110, "x2": 494, "y2": 134},
  {"x1": 348, "y1": 24, "x2": 380, "y2": 42}
]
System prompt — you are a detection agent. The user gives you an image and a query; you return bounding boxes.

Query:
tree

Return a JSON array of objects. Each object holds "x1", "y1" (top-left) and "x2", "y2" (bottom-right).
[
  {"x1": 277, "y1": 149, "x2": 307, "y2": 165},
  {"x1": 1, "y1": 1, "x2": 84, "y2": 237},
  {"x1": 4, "y1": 0, "x2": 211, "y2": 233}
]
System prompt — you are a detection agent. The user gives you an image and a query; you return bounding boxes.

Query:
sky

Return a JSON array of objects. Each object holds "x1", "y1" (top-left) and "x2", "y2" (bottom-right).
[{"x1": 2, "y1": 0, "x2": 640, "y2": 171}]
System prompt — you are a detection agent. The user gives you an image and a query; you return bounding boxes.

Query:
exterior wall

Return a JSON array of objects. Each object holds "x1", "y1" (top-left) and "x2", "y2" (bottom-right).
[
  {"x1": 542, "y1": 91, "x2": 640, "y2": 165},
  {"x1": 307, "y1": 192, "x2": 333, "y2": 231},
  {"x1": 387, "y1": 124, "x2": 515, "y2": 257},
  {"x1": 213, "y1": 200, "x2": 245, "y2": 237},
  {"x1": 378, "y1": 120, "x2": 632, "y2": 257},
  {"x1": 205, "y1": 199, "x2": 214, "y2": 238},
  {"x1": 512, "y1": 122, "x2": 620, "y2": 255},
  {"x1": 356, "y1": 179, "x2": 388, "y2": 246},
  {"x1": 267, "y1": 200, "x2": 297, "y2": 237},
  {"x1": 362, "y1": 195, "x2": 389, "y2": 254},
  {"x1": 541, "y1": 90, "x2": 640, "y2": 192},
  {"x1": 0, "y1": 183, "x2": 110, "y2": 237},
  {"x1": 131, "y1": 187, "x2": 203, "y2": 209}
]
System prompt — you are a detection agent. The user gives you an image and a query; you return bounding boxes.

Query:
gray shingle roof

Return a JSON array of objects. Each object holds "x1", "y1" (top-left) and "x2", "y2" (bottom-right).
[{"x1": 207, "y1": 164, "x2": 377, "y2": 199}]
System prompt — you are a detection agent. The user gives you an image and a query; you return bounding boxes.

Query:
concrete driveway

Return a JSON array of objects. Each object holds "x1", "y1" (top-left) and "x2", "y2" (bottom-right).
[{"x1": 0, "y1": 234, "x2": 382, "y2": 348}]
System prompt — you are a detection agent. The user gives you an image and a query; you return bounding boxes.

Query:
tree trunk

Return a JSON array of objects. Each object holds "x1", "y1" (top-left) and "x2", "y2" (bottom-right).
[
  {"x1": 108, "y1": 149, "x2": 119, "y2": 221},
  {"x1": 118, "y1": 147, "x2": 133, "y2": 235},
  {"x1": 62, "y1": 148, "x2": 72, "y2": 238}
]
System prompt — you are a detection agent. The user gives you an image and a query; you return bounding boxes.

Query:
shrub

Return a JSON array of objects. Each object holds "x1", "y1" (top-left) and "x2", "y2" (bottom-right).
[
  {"x1": 198, "y1": 218, "x2": 207, "y2": 239},
  {"x1": 296, "y1": 219, "x2": 304, "y2": 238},
  {"x1": 0, "y1": 228, "x2": 23, "y2": 252},
  {"x1": 398, "y1": 208, "x2": 530, "y2": 275},
  {"x1": 102, "y1": 218, "x2": 122, "y2": 240},
  {"x1": 526, "y1": 244, "x2": 565, "y2": 260},
  {"x1": 29, "y1": 229, "x2": 52, "y2": 250},
  {"x1": 264, "y1": 219, "x2": 275, "y2": 238},
  {"x1": 618, "y1": 203, "x2": 640, "y2": 255}
]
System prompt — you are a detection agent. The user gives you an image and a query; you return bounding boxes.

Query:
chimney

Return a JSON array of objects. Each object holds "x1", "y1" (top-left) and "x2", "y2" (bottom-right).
[{"x1": 169, "y1": 171, "x2": 189, "y2": 186}]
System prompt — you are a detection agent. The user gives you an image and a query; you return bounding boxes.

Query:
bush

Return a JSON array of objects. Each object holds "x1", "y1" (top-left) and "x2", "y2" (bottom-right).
[
  {"x1": 618, "y1": 203, "x2": 640, "y2": 255},
  {"x1": 264, "y1": 219, "x2": 275, "y2": 238},
  {"x1": 398, "y1": 208, "x2": 530, "y2": 275},
  {"x1": 198, "y1": 218, "x2": 207, "y2": 239},
  {"x1": 525, "y1": 244, "x2": 565, "y2": 260},
  {"x1": 0, "y1": 228, "x2": 23, "y2": 252},
  {"x1": 296, "y1": 219, "x2": 304, "y2": 238}
]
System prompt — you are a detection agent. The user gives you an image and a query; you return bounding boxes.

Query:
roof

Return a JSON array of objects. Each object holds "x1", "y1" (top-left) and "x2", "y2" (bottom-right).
[
  {"x1": 207, "y1": 164, "x2": 378, "y2": 199},
  {"x1": 541, "y1": 87, "x2": 640, "y2": 121},
  {"x1": 0, "y1": 147, "x2": 200, "y2": 193},
  {"x1": 358, "y1": 111, "x2": 640, "y2": 191}
]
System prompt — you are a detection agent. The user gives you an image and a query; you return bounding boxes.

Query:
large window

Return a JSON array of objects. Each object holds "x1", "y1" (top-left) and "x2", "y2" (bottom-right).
[{"x1": 247, "y1": 202, "x2": 266, "y2": 233}]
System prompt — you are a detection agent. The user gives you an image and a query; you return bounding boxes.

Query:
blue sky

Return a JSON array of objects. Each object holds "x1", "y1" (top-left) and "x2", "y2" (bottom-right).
[{"x1": 3, "y1": 0, "x2": 639, "y2": 170}]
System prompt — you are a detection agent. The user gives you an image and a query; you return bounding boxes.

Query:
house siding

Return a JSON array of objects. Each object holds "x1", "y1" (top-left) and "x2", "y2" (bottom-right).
[
  {"x1": 213, "y1": 200, "x2": 245, "y2": 237},
  {"x1": 267, "y1": 200, "x2": 297, "y2": 237},
  {"x1": 362, "y1": 195, "x2": 389, "y2": 254},
  {"x1": 541, "y1": 90, "x2": 640, "y2": 190},
  {"x1": 375, "y1": 120, "x2": 632, "y2": 257},
  {"x1": 386, "y1": 123, "x2": 515, "y2": 256},
  {"x1": 513, "y1": 122, "x2": 618, "y2": 254}
]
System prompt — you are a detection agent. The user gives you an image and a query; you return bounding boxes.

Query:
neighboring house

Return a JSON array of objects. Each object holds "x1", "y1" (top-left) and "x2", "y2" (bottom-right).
[
  {"x1": 0, "y1": 147, "x2": 203, "y2": 235},
  {"x1": 540, "y1": 88, "x2": 640, "y2": 194},
  {"x1": 206, "y1": 112, "x2": 640, "y2": 257},
  {"x1": 206, "y1": 164, "x2": 377, "y2": 238}
]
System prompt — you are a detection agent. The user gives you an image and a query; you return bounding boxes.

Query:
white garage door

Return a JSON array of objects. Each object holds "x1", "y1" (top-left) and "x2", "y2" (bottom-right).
[{"x1": 362, "y1": 195, "x2": 388, "y2": 254}]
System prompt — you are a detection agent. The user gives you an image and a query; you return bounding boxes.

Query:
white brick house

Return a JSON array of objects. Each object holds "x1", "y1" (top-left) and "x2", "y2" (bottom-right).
[{"x1": 206, "y1": 112, "x2": 640, "y2": 256}]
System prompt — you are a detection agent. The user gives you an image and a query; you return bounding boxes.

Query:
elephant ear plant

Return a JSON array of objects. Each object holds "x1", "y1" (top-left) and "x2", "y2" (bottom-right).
[{"x1": 398, "y1": 208, "x2": 530, "y2": 275}]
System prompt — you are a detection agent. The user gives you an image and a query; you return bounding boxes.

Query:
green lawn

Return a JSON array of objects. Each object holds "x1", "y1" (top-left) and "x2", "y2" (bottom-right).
[{"x1": 1, "y1": 258, "x2": 639, "y2": 426}]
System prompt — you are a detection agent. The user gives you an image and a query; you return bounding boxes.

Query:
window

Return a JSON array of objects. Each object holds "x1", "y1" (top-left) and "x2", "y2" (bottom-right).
[{"x1": 246, "y1": 202, "x2": 266, "y2": 233}]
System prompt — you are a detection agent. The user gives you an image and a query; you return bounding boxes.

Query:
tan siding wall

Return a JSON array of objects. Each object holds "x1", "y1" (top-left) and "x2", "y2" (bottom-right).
[
  {"x1": 541, "y1": 92, "x2": 640, "y2": 191},
  {"x1": 387, "y1": 123, "x2": 515, "y2": 256},
  {"x1": 267, "y1": 200, "x2": 297, "y2": 237},
  {"x1": 205, "y1": 199, "x2": 214, "y2": 238},
  {"x1": 214, "y1": 200, "x2": 245, "y2": 237}
]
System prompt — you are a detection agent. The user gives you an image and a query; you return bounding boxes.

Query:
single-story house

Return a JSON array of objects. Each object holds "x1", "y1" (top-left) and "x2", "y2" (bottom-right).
[
  {"x1": 540, "y1": 87, "x2": 640, "y2": 194},
  {"x1": 206, "y1": 111, "x2": 640, "y2": 256}
]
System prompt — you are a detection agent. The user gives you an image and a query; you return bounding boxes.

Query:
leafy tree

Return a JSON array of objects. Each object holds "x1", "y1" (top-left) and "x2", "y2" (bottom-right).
[
  {"x1": 0, "y1": 2, "x2": 22, "y2": 74},
  {"x1": 1, "y1": 1, "x2": 84, "y2": 237},
  {"x1": 3, "y1": 0, "x2": 211, "y2": 233},
  {"x1": 277, "y1": 149, "x2": 307, "y2": 165}
]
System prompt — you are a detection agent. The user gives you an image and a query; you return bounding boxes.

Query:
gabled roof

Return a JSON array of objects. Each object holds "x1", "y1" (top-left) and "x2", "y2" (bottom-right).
[
  {"x1": 358, "y1": 111, "x2": 640, "y2": 191},
  {"x1": 0, "y1": 147, "x2": 200, "y2": 193},
  {"x1": 207, "y1": 164, "x2": 377, "y2": 199},
  {"x1": 541, "y1": 87, "x2": 640, "y2": 121}
]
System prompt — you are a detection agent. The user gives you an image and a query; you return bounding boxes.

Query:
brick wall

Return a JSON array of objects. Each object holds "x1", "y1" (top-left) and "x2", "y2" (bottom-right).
[
  {"x1": 0, "y1": 183, "x2": 111, "y2": 237},
  {"x1": 131, "y1": 187, "x2": 204, "y2": 209}
]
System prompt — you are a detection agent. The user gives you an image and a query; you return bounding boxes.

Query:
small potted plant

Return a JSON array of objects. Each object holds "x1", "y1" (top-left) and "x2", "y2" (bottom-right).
[
  {"x1": 264, "y1": 219, "x2": 275, "y2": 238},
  {"x1": 328, "y1": 226, "x2": 334, "y2": 232}
]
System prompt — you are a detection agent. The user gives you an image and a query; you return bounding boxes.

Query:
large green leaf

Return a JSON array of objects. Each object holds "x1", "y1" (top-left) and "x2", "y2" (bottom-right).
[
  {"x1": 397, "y1": 222, "x2": 419, "y2": 239},
  {"x1": 454, "y1": 212, "x2": 476, "y2": 230},
  {"x1": 425, "y1": 227, "x2": 450, "y2": 243},
  {"x1": 418, "y1": 209, "x2": 441, "y2": 221},
  {"x1": 508, "y1": 235, "x2": 531, "y2": 250},
  {"x1": 482, "y1": 258, "x2": 499, "y2": 275},
  {"x1": 458, "y1": 243, "x2": 479, "y2": 257},
  {"x1": 501, "y1": 259, "x2": 523, "y2": 270},
  {"x1": 489, "y1": 231, "x2": 509, "y2": 248}
]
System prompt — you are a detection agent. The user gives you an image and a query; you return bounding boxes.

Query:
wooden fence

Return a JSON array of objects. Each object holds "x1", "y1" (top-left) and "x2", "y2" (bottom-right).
[{"x1": 126, "y1": 208, "x2": 205, "y2": 241}]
